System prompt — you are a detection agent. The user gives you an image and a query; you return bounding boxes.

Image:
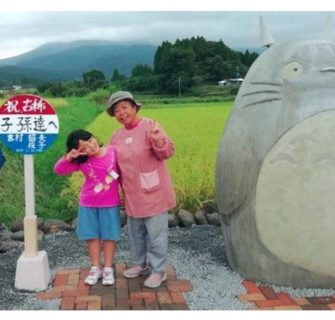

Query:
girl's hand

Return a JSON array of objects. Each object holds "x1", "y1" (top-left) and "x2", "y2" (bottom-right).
[{"x1": 65, "y1": 148, "x2": 87, "y2": 161}]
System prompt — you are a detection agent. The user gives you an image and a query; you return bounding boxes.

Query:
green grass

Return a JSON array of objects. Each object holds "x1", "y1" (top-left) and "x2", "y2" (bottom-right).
[{"x1": 0, "y1": 97, "x2": 104, "y2": 226}]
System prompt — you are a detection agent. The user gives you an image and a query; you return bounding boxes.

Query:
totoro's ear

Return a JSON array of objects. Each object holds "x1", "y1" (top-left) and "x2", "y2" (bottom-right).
[
  {"x1": 321, "y1": 15, "x2": 334, "y2": 40},
  {"x1": 260, "y1": 15, "x2": 274, "y2": 48}
]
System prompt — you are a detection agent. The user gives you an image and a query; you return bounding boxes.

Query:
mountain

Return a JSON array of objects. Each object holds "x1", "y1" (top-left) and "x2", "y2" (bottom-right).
[
  {"x1": 233, "y1": 46, "x2": 263, "y2": 54},
  {"x1": 0, "y1": 65, "x2": 67, "y2": 87},
  {"x1": 0, "y1": 41, "x2": 157, "y2": 87}
]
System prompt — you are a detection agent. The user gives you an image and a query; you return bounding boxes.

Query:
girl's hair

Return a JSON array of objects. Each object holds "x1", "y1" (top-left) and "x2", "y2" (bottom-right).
[{"x1": 66, "y1": 129, "x2": 102, "y2": 164}]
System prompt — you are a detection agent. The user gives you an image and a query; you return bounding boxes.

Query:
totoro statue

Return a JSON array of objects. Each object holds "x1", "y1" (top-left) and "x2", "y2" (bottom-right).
[{"x1": 216, "y1": 16, "x2": 335, "y2": 288}]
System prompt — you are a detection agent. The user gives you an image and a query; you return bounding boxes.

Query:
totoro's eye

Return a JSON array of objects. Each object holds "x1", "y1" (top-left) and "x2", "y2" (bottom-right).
[{"x1": 280, "y1": 62, "x2": 303, "y2": 80}]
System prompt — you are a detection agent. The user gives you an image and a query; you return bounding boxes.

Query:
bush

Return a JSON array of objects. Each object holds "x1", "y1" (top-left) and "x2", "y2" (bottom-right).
[
  {"x1": 229, "y1": 86, "x2": 240, "y2": 96},
  {"x1": 66, "y1": 87, "x2": 90, "y2": 97},
  {"x1": 88, "y1": 89, "x2": 110, "y2": 105}
]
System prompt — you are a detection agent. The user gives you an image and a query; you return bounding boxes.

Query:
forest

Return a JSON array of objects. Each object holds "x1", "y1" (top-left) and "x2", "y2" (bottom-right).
[{"x1": 35, "y1": 36, "x2": 258, "y2": 97}]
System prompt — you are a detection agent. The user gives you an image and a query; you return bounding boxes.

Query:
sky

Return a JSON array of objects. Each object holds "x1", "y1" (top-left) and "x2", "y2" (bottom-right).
[{"x1": 0, "y1": 1, "x2": 334, "y2": 60}]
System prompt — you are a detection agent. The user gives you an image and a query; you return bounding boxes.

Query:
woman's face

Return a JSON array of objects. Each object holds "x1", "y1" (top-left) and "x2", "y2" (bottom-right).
[{"x1": 114, "y1": 100, "x2": 138, "y2": 126}]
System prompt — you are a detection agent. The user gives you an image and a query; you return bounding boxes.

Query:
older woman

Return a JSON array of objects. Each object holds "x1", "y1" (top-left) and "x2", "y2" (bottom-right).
[{"x1": 107, "y1": 91, "x2": 176, "y2": 288}]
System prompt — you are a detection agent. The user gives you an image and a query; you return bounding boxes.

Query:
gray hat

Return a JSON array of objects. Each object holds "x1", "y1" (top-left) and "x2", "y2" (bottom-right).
[{"x1": 106, "y1": 91, "x2": 141, "y2": 117}]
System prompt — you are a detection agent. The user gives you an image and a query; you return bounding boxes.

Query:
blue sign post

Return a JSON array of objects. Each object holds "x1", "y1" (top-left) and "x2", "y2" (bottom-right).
[{"x1": 0, "y1": 94, "x2": 59, "y2": 291}]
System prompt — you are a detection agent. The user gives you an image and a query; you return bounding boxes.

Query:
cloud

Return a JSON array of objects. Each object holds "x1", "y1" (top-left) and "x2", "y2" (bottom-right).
[{"x1": 0, "y1": 11, "x2": 333, "y2": 59}]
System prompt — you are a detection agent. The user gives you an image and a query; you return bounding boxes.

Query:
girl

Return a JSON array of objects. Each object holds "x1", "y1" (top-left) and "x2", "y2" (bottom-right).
[{"x1": 54, "y1": 129, "x2": 120, "y2": 286}]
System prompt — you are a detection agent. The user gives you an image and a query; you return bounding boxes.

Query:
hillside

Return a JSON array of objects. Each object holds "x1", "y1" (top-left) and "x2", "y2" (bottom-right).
[
  {"x1": 0, "y1": 65, "x2": 68, "y2": 87},
  {"x1": 0, "y1": 41, "x2": 156, "y2": 86}
]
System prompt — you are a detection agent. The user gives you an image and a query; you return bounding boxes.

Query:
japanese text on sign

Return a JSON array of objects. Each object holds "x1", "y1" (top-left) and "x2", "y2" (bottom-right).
[{"x1": 0, "y1": 94, "x2": 59, "y2": 155}]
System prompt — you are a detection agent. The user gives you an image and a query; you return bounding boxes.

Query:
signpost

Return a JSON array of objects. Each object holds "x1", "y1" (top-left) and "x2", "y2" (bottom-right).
[{"x1": 0, "y1": 94, "x2": 59, "y2": 291}]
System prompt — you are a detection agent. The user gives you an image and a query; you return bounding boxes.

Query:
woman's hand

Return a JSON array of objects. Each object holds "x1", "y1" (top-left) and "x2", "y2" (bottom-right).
[{"x1": 149, "y1": 120, "x2": 165, "y2": 148}]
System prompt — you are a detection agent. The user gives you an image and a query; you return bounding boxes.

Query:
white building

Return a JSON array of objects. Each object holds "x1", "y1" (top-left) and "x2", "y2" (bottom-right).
[{"x1": 218, "y1": 78, "x2": 244, "y2": 86}]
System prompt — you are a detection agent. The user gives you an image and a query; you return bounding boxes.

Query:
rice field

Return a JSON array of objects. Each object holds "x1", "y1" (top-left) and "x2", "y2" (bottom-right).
[
  {"x1": 67, "y1": 101, "x2": 233, "y2": 213},
  {"x1": 0, "y1": 97, "x2": 233, "y2": 225}
]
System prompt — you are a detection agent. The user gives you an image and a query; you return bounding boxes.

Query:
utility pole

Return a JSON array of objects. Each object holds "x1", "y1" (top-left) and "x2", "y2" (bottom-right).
[{"x1": 178, "y1": 76, "x2": 181, "y2": 97}]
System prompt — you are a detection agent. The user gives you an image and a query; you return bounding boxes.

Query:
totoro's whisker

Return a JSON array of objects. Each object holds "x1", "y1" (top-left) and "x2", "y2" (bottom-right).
[
  {"x1": 242, "y1": 98, "x2": 281, "y2": 108},
  {"x1": 319, "y1": 67, "x2": 335, "y2": 73},
  {"x1": 242, "y1": 90, "x2": 281, "y2": 97},
  {"x1": 250, "y1": 81, "x2": 282, "y2": 87}
]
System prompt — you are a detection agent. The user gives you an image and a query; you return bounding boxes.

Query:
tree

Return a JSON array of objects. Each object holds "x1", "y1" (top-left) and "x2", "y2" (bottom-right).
[
  {"x1": 111, "y1": 69, "x2": 126, "y2": 82},
  {"x1": 83, "y1": 69, "x2": 106, "y2": 87},
  {"x1": 131, "y1": 64, "x2": 153, "y2": 78},
  {"x1": 201, "y1": 55, "x2": 225, "y2": 82},
  {"x1": 153, "y1": 37, "x2": 257, "y2": 91},
  {"x1": 47, "y1": 82, "x2": 67, "y2": 97},
  {"x1": 155, "y1": 46, "x2": 196, "y2": 93},
  {"x1": 37, "y1": 82, "x2": 53, "y2": 93},
  {"x1": 154, "y1": 41, "x2": 173, "y2": 74}
]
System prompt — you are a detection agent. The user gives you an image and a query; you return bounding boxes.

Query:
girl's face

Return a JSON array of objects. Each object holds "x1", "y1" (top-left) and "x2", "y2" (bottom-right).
[
  {"x1": 114, "y1": 100, "x2": 138, "y2": 126},
  {"x1": 77, "y1": 137, "x2": 100, "y2": 156}
]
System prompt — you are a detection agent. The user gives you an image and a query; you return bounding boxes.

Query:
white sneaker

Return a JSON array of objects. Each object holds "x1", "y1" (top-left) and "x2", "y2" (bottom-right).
[
  {"x1": 123, "y1": 265, "x2": 150, "y2": 279},
  {"x1": 102, "y1": 267, "x2": 115, "y2": 285},
  {"x1": 84, "y1": 266, "x2": 102, "y2": 285},
  {"x1": 144, "y1": 272, "x2": 167, "y2": 288}
]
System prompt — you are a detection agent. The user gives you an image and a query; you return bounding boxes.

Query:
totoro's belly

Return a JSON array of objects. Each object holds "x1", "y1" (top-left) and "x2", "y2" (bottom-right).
[{"x1": 256, "y1": 110, "x2": 335, "y2": 277}]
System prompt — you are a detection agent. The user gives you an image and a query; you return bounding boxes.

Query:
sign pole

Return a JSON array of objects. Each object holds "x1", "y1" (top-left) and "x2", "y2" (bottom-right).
[
  {"x1": 23, "y1": 155, "x2": 38, "y2": 257},
  {"x1": 14, "y1": 155, "x2": 51, "y2": 291},
  {"x1": 0, "y1": 94, "x2": 59, "y2": 291}
]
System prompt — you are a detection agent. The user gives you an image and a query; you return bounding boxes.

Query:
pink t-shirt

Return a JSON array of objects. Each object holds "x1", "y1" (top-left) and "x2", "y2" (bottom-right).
[
  {"x1": 110, "y1": 118, "x2": 176, "y2": 218},
  {"x1": 54, "y1": 145, "x2": 120, "y2": 207}
]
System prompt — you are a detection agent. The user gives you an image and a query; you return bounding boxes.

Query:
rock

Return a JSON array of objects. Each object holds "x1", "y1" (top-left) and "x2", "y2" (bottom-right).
[
  {"x1": 0, "y1": 225, "x2": 13, "y2": 241},
  {"x1": 194, "y1": 209, "x2": 208, "y2": 225},
  {"x1": 43, "y1": 219, "x2": 73, "y2": 234},
  {"x1": 202, "y1": 200, "x2": 218, "y2": 214},
  {"x1": 206, "y1": 212, "x2": 221, "y2": 226},
  {"x1": 10, "y1": 230, "x2": 44, "y2": 242},
  {"x1": 11, "y1": 231, "x2": 25, "y2": 242},
  {"x1": 10, "y1": 219, "x2": 23, "y2": 232},
  {"x1": 168, "y1": 213, "x2": 180, "y2": 228},
  {"x1": 11, "y1": 217, "x2": 44, "y2": 232},
  {"x1": 37, "y1": 230, "x2": 44, "y2": 241},
  {"x1": 0, "y1": 239, "x2": 19, "y2": 253},
  {"x1": 177, "y1": 209, "x2": 195, "y2": 227},
  {"x1": 71, "y1": 218, "x2": 77, "y2": 229},
  {"x1": 37, "y1": 218, "x2": 44, "y2": 230}
]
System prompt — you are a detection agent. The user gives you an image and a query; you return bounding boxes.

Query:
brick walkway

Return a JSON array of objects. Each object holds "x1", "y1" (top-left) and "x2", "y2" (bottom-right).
[
  {"x1": 36, "y1": 263, "x2": 192, "y2": 310},
  {"x1": 240, "y1": 280, "x2": 335, "y2": 310},
  {"x1": 37, "y1": 264, "x2": 335, "y2": 310}
]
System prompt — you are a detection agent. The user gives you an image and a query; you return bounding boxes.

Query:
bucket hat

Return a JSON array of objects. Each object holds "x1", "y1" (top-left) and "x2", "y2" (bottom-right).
[{"x1": 106, "y1": 91, "x2": 141, "y2": 117}]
